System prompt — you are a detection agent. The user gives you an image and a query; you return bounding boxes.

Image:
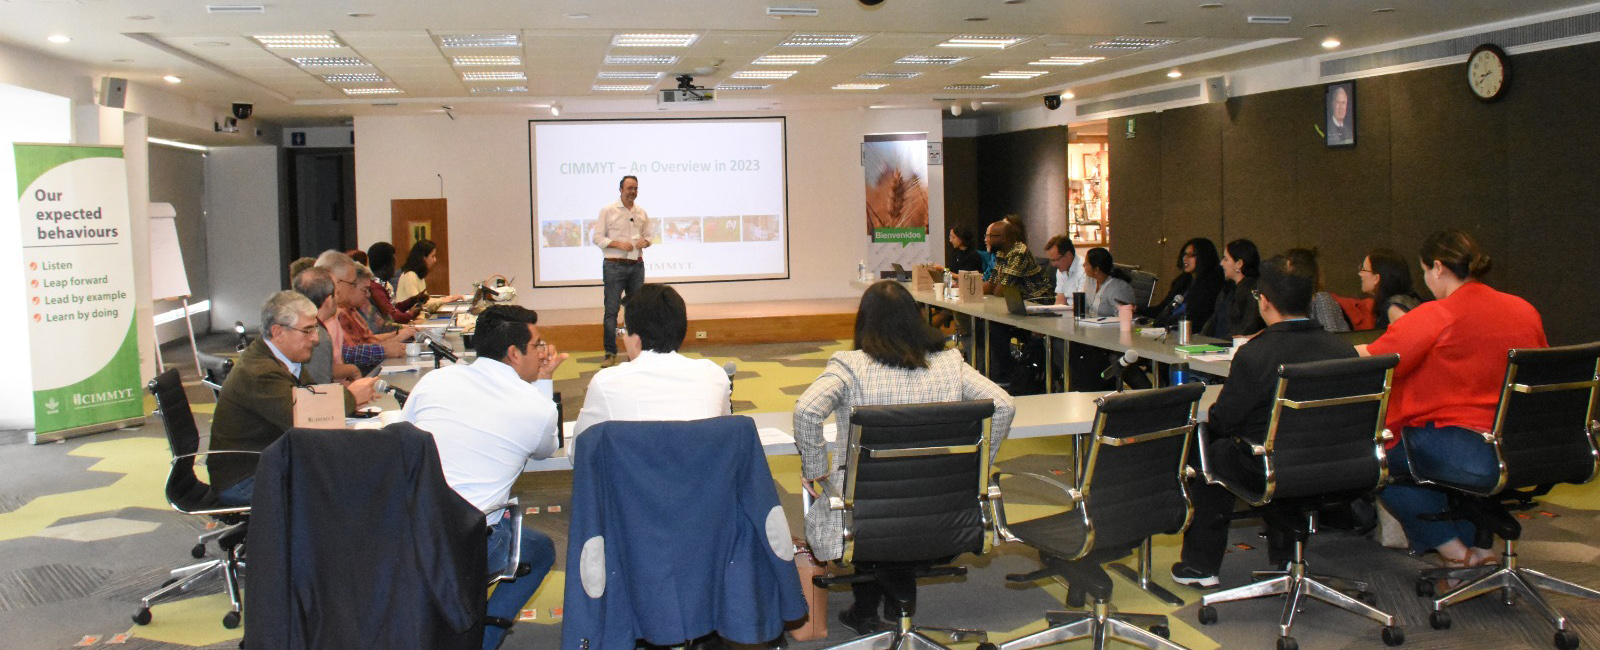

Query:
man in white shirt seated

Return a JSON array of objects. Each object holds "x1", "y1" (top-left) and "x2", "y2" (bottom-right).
[
  {"x1": 402, "y1": 304, "x2": 568, "y2": 650},
  {"x1": 1045, "y1": 234, "x2": 1087, "y2": 305},
  {"x1": 573, "y1": 283, "x2": 732, "y2": 446}
]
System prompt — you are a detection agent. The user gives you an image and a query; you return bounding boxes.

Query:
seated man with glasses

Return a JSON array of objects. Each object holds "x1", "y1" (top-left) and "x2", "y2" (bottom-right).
[
  {"x1": 572, "y1": 283, "x2": 731, "y2": 447},
  {"x1": 403, "y1": 304, "x2": 568, "y2": 650},
  {"x1": 211, "y1": 291, "x2": 378, "y2": 506}
]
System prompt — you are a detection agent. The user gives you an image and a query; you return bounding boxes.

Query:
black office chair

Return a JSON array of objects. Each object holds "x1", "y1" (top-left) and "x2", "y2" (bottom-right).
[
  {"x1": 1128, "y1": 270, "x2": 1159, "y2": 310},
  {"x1": 196, "y1": 352, "x2": 233, "y2": 398},
  {"x1": 1195, "y1": 355, "x2": 1404, "y2": 650},
  {"x1": 131, "y1": 368, "x2": 252, "y2": 629},
  {"x1": 1411, "y1": 343, "x2": 1600, "y2": 650},
  {"x1": 813, "y1": 400, "x2": 1000, "y2": 650},
  {"x1": 990, "y1": 383, "x2": 1204, "y2": 650}
]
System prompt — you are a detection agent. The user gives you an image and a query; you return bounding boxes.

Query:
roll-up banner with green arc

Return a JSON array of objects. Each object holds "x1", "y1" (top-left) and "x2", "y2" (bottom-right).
[{"x1": 15, "y1": 144, "x2": 142, "y2": 439}]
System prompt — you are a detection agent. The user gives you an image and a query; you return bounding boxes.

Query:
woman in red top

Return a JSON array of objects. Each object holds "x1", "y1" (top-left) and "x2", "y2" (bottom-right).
[{"x1": 1360, "y1": 230, "x2": 1546, "y2": 569}]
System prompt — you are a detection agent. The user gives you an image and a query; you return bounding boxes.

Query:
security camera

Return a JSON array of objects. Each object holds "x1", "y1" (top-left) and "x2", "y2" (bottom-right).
[
  {"x1": 214, "y1": 117, "x2": 239, "y2": 134},
  {"x1": 232, "y1": 102, "x2": 253, "y2": 120},
  {"x1": 1044, "y1": 94, "x2": 1062, "y2": 110}
]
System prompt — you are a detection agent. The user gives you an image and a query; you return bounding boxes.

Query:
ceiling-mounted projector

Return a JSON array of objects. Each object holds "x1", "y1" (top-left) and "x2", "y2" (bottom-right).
[{"x1": 659, "y1": 74, "x2": 715, "y2": 104}]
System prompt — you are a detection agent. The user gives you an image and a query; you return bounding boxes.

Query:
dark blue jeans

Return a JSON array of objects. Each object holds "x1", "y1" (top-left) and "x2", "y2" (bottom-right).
[
  {"x1": 216, "y1": 477, "x2": 254, "y2": 506},
  {"x1": 1379, "y1": 423, "x2": 1499, "y2": 553},
  {"x1": 484, "y1": 522, "x2": 556, "y2": 650},
  {"x1": 601, "y1": 260, "x2": 645, "y2": 355}
]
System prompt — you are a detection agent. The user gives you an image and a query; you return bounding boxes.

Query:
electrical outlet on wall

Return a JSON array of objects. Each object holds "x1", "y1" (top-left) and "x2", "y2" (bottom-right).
[{"x1": 695, "y1": 331, "x2": 707, "y2": 339}]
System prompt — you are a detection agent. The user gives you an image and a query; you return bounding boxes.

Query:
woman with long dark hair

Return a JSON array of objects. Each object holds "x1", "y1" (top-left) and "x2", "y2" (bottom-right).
[
  {"x1": 1362, "y1": 230, "x2": 1546, "y2": 580},
  {"x1": 794, "y1": 280, "x2": 1014, "y2": 634},
  {"x1": 1284, "y1": 247, "x2": 1351, "y2": 332},
  {"x1": 1202, "y1": 239, "x2": 1265, "y2": 339},
  {"x1": 395, "y1": 239, "x2": 461, "y2": 313},
  {"x1": 1150, "y1": 237, "x2": 1224, "y2": 328},
  {"x1": 1358, "y1": 248, "x2": 1421, "y2": 329}
]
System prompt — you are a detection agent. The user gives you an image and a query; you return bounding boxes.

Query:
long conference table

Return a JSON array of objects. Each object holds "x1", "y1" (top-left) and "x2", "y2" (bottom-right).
[
  {"x1": 362, "y1": 289, "x2": 1224, "y2": 473},
  {"x1": 854, "y1": 279, "x2": 1235, "y2": 390}
]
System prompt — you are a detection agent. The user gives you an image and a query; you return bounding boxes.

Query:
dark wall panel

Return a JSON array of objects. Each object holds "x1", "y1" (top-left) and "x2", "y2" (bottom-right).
[
  {"x1": 975, "y1": 126, "x2": 1066, "y2": 252},
  {"x1": 941, "y1": 136, "x2": 981, "y2": 267},
  {"x1": 1292, "y1": 76, "x2": 1395, "y2": 297},
  {"x1": 1109, "y1": 114, "x2": 1163, "y2": 275},
  {"x1": 1219, "y1": 87, "x2": 1311, "y2": 268},
  {"x1": 1159, "y1": 105, "x2": 1226, "y2": 274}
]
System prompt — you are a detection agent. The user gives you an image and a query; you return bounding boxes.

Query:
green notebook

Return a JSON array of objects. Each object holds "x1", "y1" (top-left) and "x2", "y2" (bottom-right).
[{"x1": 1174, "y1": 344, "x2": 1229, "y2": 354}]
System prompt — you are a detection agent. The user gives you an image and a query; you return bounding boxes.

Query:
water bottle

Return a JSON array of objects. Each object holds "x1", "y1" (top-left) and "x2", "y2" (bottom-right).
[{"x1": 858, "y1": 260, "x2": 866, "y2": 282}]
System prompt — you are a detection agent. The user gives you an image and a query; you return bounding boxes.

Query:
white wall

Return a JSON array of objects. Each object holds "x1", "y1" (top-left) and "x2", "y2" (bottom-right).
[
  {"x1": 354, "y1": 108, "x2": 944, "y2": 310},
  {"x1": 205, "y1": 146, "x2": 281, "y2": 331}
]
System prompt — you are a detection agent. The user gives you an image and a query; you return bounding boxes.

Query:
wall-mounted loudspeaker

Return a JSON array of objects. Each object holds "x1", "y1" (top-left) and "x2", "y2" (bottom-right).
[
  {"x1": 100, "y1": 77, "x2": 128, "y2": 109},
  {"x1": 1205, "y1": 76, "x2": 1228, "y2": 104}
]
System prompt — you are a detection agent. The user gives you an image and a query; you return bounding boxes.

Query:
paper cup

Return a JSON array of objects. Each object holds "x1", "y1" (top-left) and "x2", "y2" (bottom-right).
[{"x1": 1117, "y1": 304, "x2": 1134, "y2": 332}]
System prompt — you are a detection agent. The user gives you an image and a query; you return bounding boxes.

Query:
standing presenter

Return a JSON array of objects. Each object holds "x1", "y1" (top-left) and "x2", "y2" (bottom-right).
[{"x1": 593, "y1": 175, "x2": 652, "y2": 368}]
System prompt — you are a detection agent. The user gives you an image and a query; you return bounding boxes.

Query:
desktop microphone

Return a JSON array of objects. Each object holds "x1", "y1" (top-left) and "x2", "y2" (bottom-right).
[
  {"x1": 370, "y1": 379, "x2": 410, "y2": 406},
  {"x1": 723, "y1": 361, "x2": 738, "y2": 402},
  {"x1": 1100, "y1": 350, "x2": 1141, "y2": 381}
]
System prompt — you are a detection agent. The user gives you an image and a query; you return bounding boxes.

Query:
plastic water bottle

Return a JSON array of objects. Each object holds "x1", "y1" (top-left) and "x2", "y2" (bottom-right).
[{"x1": 858, "y1": 260, "x2": 866, "y2": 282}]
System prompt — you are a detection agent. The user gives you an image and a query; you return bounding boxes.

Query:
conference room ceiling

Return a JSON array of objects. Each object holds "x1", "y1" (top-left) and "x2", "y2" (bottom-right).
[{"x1": 8, "y1": 0, "x2": 1597, "y2": 124}]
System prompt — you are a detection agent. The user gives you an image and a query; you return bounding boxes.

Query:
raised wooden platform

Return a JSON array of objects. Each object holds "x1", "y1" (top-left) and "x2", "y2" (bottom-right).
[{"x1": 534, "y1": 298, "x2": 858, "y2": 353}]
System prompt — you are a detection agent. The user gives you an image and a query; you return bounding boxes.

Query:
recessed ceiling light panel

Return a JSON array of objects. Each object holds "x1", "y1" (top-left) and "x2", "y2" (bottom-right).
[
  {"x1": 47, "y1": 35, "x2": 71, "y2": 44},
  {"x1": 1029, "y1": 56, "x2": 1105, "y2": 66},
  {"x1": 438, "y1": 33, "x2": 521, "y2": 48},
  {"x1": 779, "y1": 34, "x2": 864, "y2": 47},
  {"x1": 343, "y1": 87, "x2": 402, "y2": 95},
  {"x1": 832, "y1": 83, "x2": 886, "y2": 90},
  {"x1": 291, "y1": 56, "x2": 369, "y2": 67},
  {"x1": 766, "y1": 6, "x2": 820, "y2": 17},
  {"x1": 944, "y1": 83, "x2": 999, "y2": 90},
  {"x1": 1088, "y1": 37, "x2": 1176, "y2": 50},
  {"x1": 611, "y1": 33, "x2": 699, "y2": 47},
  {"x1": 206, "y1": 5, "x2": 265, "y2": 14},
  {"x1": 323, "y1": 73, "x2": 385, "y2": 83},
  {"x1": 752, "y1": 54, "x2": 827, "y2": 65},
  {"x1": 938, "y1": 34, "x2": 1029, "y2": 49},
  {"x1": 593, "y1": 84, "x2": 653, "y2": 91},
  {"x1": 732, "y1": 70, "x2": 798, "y2": 79},
  {"x1": 452, "y1": 55, "x2": 522, "y2": 66},
  {"x1": 981, "y1": 70, "x2": 1049, "y2": 79},
  {"x1": 605, "y1": 54, "x2": 679, "y2": 66},
  {"x1": 860, "y1": 72, "x2": 920, "y2": 79},
  {"x1": 597, "y1": 71, "x2": 664, "y2": 80},
  {"x1": 470, "y1": 86, "x2": 528, "y2": 93},
  {"x1": 897, "y1": 54, "x2": 970, "y2": 65},
  {"x1": 716, "y1": 83, "x2": 772, "y2": 90},
  {"x1": 253, "y1": 34, "x2": 342, "y2": 49},
  {"x1": 1246, "y1": 15, "x2": 1292, "y2": 24},
  {"x1": 461, "y1": 71, "x2": 527, "y2": 80}
]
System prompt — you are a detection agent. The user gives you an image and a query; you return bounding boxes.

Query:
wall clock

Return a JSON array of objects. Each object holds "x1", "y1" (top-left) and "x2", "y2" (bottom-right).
[{"x1": 1467, "y1": 43, "x2": 1510, "y2": 102}]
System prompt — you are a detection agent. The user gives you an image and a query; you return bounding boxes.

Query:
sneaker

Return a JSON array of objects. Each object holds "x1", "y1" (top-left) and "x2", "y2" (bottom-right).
[
  {"x1": 600, "y1": 354, "x2": 620, "y2": 368},
  {"x1": 1170, "y1": 562, "x2": 1220, "y2": 588}
]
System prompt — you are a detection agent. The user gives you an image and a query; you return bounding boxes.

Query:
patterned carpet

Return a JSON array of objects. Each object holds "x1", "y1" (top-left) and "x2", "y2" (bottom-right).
[{"x1": 0, "y1": 336, "x2": 1595, "y2": 650}]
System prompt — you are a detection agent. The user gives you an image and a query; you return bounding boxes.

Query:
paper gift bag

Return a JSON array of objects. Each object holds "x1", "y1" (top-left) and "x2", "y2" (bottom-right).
[
  {"x1": 912, "y1": 264, "x2": 938, "y2": 291},
  {"x1": 292, "y1": 384, "x2": 346, "y2": 429},
  {"x1": 959, "y1": 270, "x2": 984, "y2": 303}
]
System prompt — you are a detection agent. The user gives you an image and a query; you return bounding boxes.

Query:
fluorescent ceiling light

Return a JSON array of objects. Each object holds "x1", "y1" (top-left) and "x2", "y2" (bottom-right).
[
  {"x1": 604, "y1": 55, "x2": 679, "y2": 65},
  {"x1": 452, "y1": 55, "x2": 522, "y2": 66},
  {"x1": 163, "y1": 75, "x2": 182, "y2": 83},
  {"x1": 343, "y1": 87, "x2": 402, "y2": 95},
  {"x1": 611, "y1": 33, "x2": 698, "y2": 47},
  {"x1": 1166, "y1": 70, "x2": 1183, "y2": 78},
  {"x1": 597, "y1": 71, "x2": 663, "y2": 80},
  {"x1": 716, "y1": 84, "x2": 772, "y2": 90},
  {"x1": 47, "y1": 35, "x2": 71, "y2": 44},
  {"x1": 732, "y1": 70, "x2": 798, "y2": 79},
  {"x1": 292, "y1": 56, "x2": 368, "y2": 67},
  {"x1": 944, "y1": 84, "x2": 998, "y2": 90},
  {"x1": 147, "y1": 137, "x2": 207, "y2": 152},
  {"x1": 752, "y1": 54, "x2": 827, "y2": 65},
  {"x1": 253, "y1": 34, "x2": 342, "y2": 49},
  {"x1": 1089, "y1": 37, "x2": 1176, "y2": 50},
  {"x1": 896, "y1": 54, "x2": 969, "y2": 65},
  {"x1": 832, "y1": 83, "x2": 886, "y2": 90},
  {"x1": 1029, "y1": 56, "x2": 1105, "y2": 66},
  {"x1": 779, "y1": 34, "x2": 864, "y2": 47},
  {"x1": 860, "y1": 72, "x2": 920, "y2": 79},
  {"x1": 461, "y1": 71, "x2": 526, "y2": 80},
  {"x1": 938, "y1": 35, "x2": 1028, "y2": 49},
  {"x1": 470, "y1": 86, "x2": 528, "y2": 93},
  {"x1": 153, "y1": 299, "x2": 212, "y2": 324},
  {"x1": 767, "y1": 6, "x2": 820, "y2": 17},
  {"x1": 592, "y1": 84, "x2": 652, "y2": 91},
  {"x1": 438, "y1": 34, "x2": 521, "y2": 48},
  {"x1": 981, "y1": 70, "x2": 1049, "y2": 79},
  {"x1": 322, "y1": 73, "x2": 385, "y2": 83}
]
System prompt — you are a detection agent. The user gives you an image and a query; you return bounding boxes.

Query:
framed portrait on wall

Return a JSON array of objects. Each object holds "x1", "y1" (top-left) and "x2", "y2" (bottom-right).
[{"x1": 1325, "y1": 81, "x2": 1355, "y2": 147}]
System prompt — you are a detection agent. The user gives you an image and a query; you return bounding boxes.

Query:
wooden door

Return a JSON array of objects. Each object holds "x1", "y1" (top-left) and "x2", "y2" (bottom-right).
[{"x1": 391, "y1": 199, "x2": 449, "y2": 295}]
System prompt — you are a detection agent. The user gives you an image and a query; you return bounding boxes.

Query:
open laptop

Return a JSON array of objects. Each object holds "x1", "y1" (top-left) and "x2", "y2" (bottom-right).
[{"x1": 1000, "y1": 285, "x2": 1062, "y2": 317}]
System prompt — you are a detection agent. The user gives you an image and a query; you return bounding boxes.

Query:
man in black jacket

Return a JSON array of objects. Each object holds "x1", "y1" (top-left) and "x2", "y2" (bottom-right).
[{"x1": 1171, "y1": 256, "x2": 1357, "y2": 588}]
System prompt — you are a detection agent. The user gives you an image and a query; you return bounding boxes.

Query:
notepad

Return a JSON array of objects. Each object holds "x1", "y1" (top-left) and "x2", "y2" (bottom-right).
[{"x1": 1174, "y1": 344, "x2": 1229, "y2": 354}]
